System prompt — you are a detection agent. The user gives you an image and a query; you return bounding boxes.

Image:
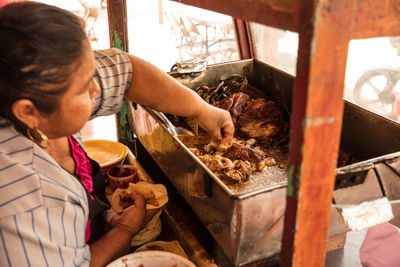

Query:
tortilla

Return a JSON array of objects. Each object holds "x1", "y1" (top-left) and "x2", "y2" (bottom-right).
[{"x1": 111, "y1": 182, "x2": 168, "y2": 212}]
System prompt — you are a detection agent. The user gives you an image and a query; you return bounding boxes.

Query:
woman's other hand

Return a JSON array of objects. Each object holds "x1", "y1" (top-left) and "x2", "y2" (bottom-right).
[
  {"x1": 109, "y1": 191, "x2": 159, "y2": 236},
  {"x1": 90, "y1": 191, "x2": 160, "y2": 267}
]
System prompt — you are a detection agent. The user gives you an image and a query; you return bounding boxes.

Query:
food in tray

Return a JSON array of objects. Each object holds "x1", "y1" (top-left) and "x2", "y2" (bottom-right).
[
  {"x1": 170, "y1": 75, "x2": 290, "y2": 185},
  {"x1": 173, "y1": 74, "x2": 358, "y2": 186},
  {"x1": 111, "y1": 182, "x2": 168, "y2": 212},
  {"x1": 217, "y1": 92, "x2": 285, "y2": 144},
  {"x1": 189, "y1": 137, "x2": 284, "y2": 183}
]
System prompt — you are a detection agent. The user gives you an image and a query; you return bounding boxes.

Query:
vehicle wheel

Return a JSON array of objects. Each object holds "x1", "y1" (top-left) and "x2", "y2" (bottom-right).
[{"x1": 353, "y1": 69, "x2": 399, "y2": 118}]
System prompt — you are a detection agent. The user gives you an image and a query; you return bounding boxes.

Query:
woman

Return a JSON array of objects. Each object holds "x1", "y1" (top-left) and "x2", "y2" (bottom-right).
[{"x1": 0, "y1": 2, "x2": 234, "y2": 266}]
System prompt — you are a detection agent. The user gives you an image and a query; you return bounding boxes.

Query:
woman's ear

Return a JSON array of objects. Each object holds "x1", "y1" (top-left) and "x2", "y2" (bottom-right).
[{"x1": 11, "y1": 99, "x2": 40, "y2": 129}]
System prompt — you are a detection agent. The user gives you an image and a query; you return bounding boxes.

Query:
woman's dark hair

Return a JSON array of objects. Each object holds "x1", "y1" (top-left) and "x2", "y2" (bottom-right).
[{"x1": 0, "y1": 2, "x2": 88, "y2": 134}]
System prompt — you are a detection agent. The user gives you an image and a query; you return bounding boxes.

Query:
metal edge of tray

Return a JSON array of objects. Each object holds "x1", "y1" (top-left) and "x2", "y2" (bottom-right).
[
  {"x1": 336, "y1": 150, "x2": 400, "y2": 174},
  {"x1": 172, "y1": 58, "x2": 255, "y2": 89}
]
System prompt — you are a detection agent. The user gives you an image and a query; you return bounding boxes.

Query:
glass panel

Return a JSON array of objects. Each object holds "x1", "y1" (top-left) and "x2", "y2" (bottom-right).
[
  {"x1": 345, "y1": 37, "x2": 400, "y2": 122},
  {"x1": 35, "y1": 0, "x2": 239, "y2": 71},
  {"x1": 250, "y1": 22, "x2": 298, "y2": 75},
  {"x1": 251, "y1": 22, "x2": 400, "y2": 122},
  {"x1": 35, "y1": 0, "x2": 110, "y2": 50},
  {"x1": 126, "y1": 0, "x2": 239, "y2": 71}
]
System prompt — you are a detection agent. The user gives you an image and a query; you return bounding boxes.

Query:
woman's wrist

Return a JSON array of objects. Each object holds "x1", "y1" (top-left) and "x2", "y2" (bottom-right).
[
  {"x1": 114, "y1": 223, "x2": 136, "y2": 238},
  {"x1": 193, "y1": 100, "x2": 209, "y2": 120}
]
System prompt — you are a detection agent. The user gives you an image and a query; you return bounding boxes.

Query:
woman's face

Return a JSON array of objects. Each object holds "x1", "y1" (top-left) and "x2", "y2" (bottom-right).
[{"x1": 39, "y1": 43, "x2": 100, "y2": 138}]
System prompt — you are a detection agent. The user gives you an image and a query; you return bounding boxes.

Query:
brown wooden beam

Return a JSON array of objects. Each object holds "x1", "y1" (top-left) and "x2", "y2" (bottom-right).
[
  {"x1": 351, "y1": 0, "x2": 400, "y2": 39},
  {"x1": 280, "y1": 0, "x2": 355, "y2": 266},
  {"x1": 173, "y1": 0, "x2": 400, "y2": 40},
  {"x1": 170, "y1": 0, "x2": 298, "y2": 32},
  {"x1": 233, "y1": 18, "x2": 254, "y2": 59}
]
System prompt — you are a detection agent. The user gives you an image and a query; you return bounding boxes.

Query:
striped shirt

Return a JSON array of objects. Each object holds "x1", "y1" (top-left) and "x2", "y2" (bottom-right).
[{"x1": 0, "y1": 48, "x2": 132, "y2": 267}]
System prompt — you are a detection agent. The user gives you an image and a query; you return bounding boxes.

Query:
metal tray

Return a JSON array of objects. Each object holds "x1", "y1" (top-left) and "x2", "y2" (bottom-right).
[{"x1": 131, "y1": 59, "x2": 400, "y2": 266}]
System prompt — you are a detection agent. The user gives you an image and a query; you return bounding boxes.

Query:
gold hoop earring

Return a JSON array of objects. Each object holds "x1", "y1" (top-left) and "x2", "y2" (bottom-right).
[{"x1": 27, "y1": 127, "x2": 49, "y2": 149}]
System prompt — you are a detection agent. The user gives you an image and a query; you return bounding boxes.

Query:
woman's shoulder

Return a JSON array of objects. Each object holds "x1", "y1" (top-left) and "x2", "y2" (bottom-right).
[
  {"x1": 0, "y1": 126, "x2": 41, "y2": 218},
  {"x1": 90, "y1": 48, "x2": 133, "y2": 118},
  {"x1": 94, "y1": 48, "x2": 131, "y2": 67},
  {"x1": 0, "y1": 127, "x2": 88, "y2": 218},
  {"x1": 0, "y1": 125, "x2": 33, "y2": 158}
]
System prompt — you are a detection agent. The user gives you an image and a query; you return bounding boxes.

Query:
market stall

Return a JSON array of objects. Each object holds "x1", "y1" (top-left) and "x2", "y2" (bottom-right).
[{"x1": 106, "y1": 0, "x2": 400, "y2": 266}]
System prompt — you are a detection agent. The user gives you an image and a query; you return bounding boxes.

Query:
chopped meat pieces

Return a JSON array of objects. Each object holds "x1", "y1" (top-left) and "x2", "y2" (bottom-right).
[
  {"x1": 222, "y1": 143, "x2": 263, "y2": 164},
  {"x1": 218, "y1": 92, "x2": 251, "y2": 123},
  {"x1": 119, "y1": 191, "x2": 134, "y2": 210},
  {"x1": 179, "y1": 81, "x2": 290, "y2": 185},
  {"x1": 238, "y1": 98, "x2": 284, "y2": 143},
  {"x1": 198, "y1": 155, "x2": 234, "y2": 173}
]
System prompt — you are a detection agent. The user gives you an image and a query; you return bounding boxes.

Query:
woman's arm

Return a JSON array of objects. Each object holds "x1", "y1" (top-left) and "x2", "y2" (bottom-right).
[
  {"x1": 89, "y1": 226, "x2": 133, "y2": 267},
  {"x1": 124, "y1": 55, "x2": 234, "y2": 144},
  {"x1": 89, "y1": 192, "x2": 158, "y2": 267}
]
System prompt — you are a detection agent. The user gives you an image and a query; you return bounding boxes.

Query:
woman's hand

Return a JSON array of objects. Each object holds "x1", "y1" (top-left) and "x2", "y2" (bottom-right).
[
  {"x1": 195, "y1": 102, "x2": 234, "y2": 147},
  {"x1": 90, "y1": 192, "x2": 160, "y2": 267},
  {"x1": 109, "y1": 191, "x2": 160, "y2": 236},
  {"x1": 124, "y1": 55, "x2": 235, "y2": 146}
]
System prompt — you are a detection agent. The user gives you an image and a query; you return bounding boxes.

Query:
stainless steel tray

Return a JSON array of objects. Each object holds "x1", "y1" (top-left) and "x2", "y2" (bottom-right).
[{"x1": 131, "y1": 59, "x2": 400, "y2": 266}]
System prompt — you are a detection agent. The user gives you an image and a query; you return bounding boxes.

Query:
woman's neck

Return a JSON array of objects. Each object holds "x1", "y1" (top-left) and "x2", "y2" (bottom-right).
[{"x1": 45, "y1": 137, "x2": 76, "y2": 174}]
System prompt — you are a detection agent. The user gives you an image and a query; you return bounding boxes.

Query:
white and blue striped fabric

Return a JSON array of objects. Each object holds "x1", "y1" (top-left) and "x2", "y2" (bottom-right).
[{"x1": 0, "y1": 48, "x2": 132, "y2": 266}]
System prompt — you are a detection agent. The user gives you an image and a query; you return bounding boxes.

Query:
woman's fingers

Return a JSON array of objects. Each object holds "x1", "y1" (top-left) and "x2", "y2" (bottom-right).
[
  {"x1": 220, "y1": 119, "x2": 234, "y2": 144},
  {"x1": 110, "y1": 192, "x2": 163, "y2": 236},
  {"x1": 196, "y1": 104, "x2": 234, "y2": 146},
  {"x1": 130, "y1": 190, "x2": 145, "y2": 210}
]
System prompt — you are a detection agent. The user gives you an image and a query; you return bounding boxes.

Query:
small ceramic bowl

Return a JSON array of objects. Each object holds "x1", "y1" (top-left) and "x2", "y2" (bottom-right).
[
  {"x1": 107, "y1": 164, "x2": 138, "y2": 191},
  {"x1": 83, "y1": 139, "x2": 129, "y2": 176}
]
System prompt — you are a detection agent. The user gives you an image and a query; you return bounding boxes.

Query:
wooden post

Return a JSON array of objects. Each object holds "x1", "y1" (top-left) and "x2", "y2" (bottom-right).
[
  {"x1": 280, "y1": 1, "x2": 354, "y2": 266},
  {"x1": 106, "y1": 0, "x2": 135, "y2": 148},
  {"x1": 232, "y1": 19, "x2": 253, "y2": 59}
]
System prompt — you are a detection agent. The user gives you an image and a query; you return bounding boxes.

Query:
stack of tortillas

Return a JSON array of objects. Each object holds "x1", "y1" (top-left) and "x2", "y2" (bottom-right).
[
  {"x1": 110, "y1": 182, "x2": 168, "y2": 212},
  {"x1": 130, "y1": 209, "x2": 162, "y2": 246},
  {"x1": 104, "y1": 181, "x2": 168, "y2": 247}
]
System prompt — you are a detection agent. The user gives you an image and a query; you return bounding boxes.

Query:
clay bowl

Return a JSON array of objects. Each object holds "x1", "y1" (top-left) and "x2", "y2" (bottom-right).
[{"x1": 107, "y1": 164, "x2": 138, "y2": 191}]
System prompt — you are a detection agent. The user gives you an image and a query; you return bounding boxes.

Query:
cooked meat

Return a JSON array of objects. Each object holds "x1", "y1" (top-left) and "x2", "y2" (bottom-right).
[
  {"x1": 218, "y1": 92, "x2": 251, "y2": 123},
  {"x1": 222, "y1": 169, "x2": 247, "y2": 183},
  {"x1": 239, "y1": 121, "x2": 280, "y2": 141},
  {"x1": 238, "y1": 98, "x2": 284, "y2": 143},
  {"x1": 188, "y1": 147, "x2": 201, "y2": 156},
  {"x1": 222, "y1": 143, "x2": 263, "y2": 164},
  {"x1": 198, "y1": 155, "x2": 235, "y2": 172},
  {"x1": 239, "y1": 98, "x2": 283, "y2": 124},
  {"x1": 186, "y1": 81, "x2": 290, "y2": 185},
  {"x1": 265, "y1": 157, "x2": 277, "y2": 167},
  {"x1": 211, "y1": 141, "x2": 231, "y2": 152},
  {"x1": 231, "y1": 93, "x2": 251, "y2": 120},
  {"x1": 119, "y1": 191, "x2": 134, "y2": 210},
  {"x1": 233, "y1": 160, "x2": 253, "y2": 177}
]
